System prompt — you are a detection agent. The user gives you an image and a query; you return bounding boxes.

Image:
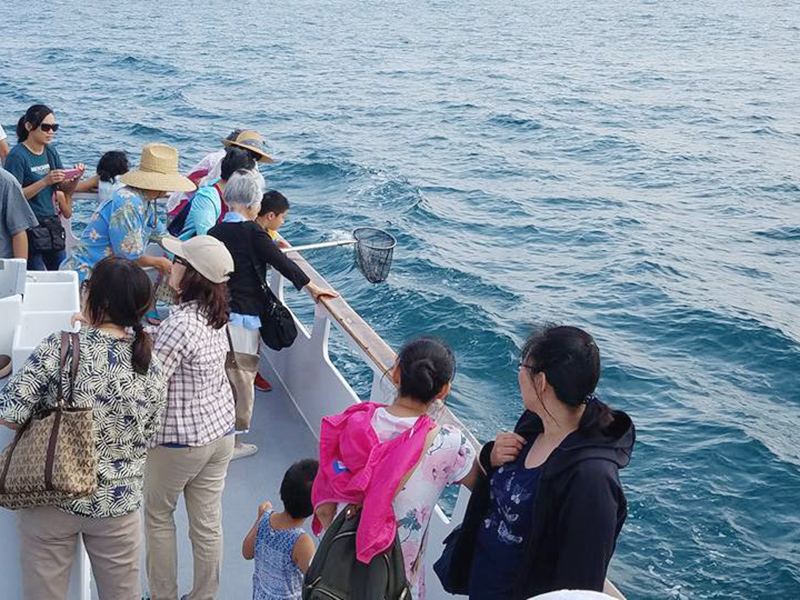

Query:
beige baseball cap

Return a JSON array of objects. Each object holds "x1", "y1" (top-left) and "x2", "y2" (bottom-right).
[{"x1": 160, "y1": 235, "x2": 234, "y2": 284}]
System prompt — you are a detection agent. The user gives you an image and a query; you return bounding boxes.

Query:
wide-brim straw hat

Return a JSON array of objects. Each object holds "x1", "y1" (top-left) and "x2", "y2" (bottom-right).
[
  {"x1": 221, "y1": 130, "x2": 274, "y2": 164},
  {"x1": 119, "y1": 143, "x2": 196, "y2": 193}
]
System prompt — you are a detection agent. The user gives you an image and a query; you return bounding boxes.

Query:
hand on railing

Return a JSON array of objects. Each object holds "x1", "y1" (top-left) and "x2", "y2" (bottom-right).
[{"x1": 306, "y1": 282, "x2": 339, "y2": 303}]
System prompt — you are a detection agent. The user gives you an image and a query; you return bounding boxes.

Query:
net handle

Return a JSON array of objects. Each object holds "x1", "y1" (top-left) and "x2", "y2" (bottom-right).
[{"x1": 281, "y1": 239, "x2": 357, "y2": 253}]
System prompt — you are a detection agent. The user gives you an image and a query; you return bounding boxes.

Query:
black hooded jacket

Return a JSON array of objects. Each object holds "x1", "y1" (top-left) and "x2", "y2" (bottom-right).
[{"x1": 445, "y1": 400, "x2": 635, "y2": 599}]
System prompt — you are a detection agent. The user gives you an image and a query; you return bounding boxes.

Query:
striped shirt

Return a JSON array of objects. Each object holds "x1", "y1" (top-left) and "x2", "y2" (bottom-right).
[{"x1": 152, "y1": 302, "x2": 235, "y2": 447}]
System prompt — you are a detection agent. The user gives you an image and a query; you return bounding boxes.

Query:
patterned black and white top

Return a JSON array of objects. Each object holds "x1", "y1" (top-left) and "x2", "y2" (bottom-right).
[{"x1": 0, "y1": 328, "x2": 167, "y2": 518}]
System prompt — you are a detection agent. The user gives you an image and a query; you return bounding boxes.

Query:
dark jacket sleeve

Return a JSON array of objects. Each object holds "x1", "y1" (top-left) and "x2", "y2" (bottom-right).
[
  {"x1": 551, "y1": 461, "x2": 622, "y2": 591},
  {"x1": 252, "y1": 226, "x2": 310, "y2": 290}
]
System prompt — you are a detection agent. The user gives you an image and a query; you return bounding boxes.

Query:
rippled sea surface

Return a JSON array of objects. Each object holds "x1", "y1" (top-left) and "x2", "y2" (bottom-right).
[{"x1": 3, "y1": 0, "x2": 800, "y2": 597}]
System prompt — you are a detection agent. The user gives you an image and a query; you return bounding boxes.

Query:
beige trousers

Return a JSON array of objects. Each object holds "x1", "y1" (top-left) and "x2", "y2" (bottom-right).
[
  {"x1": 17, "y1": 506, "x2": 142, "y2": 600},
  {"x1": 144, "y1": 434, "x2": 235, "y2": 600}
]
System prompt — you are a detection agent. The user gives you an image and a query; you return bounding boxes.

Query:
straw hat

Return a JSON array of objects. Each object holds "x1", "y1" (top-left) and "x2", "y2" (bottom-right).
[
  {"x1": 221, "y1": 130, "x2": 274, "y2": 164},
  {"x1": 119, "y1": 143, "x2": 196, "y2": 193}
]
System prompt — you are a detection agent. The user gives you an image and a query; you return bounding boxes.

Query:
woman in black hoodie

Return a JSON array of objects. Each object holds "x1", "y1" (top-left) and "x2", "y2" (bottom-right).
[{"x1": 441, "y1": 325, "x2": 635, "y2": 599}]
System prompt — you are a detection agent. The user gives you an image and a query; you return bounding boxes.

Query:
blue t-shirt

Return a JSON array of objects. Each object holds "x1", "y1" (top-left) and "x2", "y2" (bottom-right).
[
  {"x1": 469, "y1": 440, "x2": 542, "y2": 600},
  {"x1": 4, "y1": 143, "x2": 63, "y2": 219}
]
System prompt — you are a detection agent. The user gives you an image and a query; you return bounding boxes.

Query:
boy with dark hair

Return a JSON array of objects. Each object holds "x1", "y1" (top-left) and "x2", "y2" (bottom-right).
[
  {"x1": 243, "y1": 459, "x2": 319, "y2": 600},
  {"x1": 256, "y1": 190, "x2": 291, "y2": 248}
]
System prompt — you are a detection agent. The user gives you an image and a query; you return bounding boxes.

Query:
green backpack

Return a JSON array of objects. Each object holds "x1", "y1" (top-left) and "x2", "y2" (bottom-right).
[
  {"x1": 304, "y1": 425, "x2": 440, "y2": 600},
  {"x1": 303, "y1": 504, "x2": 410, "y2": 600}
]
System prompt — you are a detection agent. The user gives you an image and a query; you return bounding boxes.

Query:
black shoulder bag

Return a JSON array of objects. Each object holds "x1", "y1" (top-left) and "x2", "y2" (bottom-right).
[{"x1": 250, "y1": 249, "x2": 298, "y2": 351}]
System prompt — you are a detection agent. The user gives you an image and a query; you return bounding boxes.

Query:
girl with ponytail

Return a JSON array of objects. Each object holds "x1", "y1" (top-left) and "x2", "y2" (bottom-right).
[
  {"x1": 311, "y1": 337, "x2": 478, "y2": 600},
  {"x1": 0, "y1": 256, "x2": 166, "y2": 599},
  {"x1": 4, "y1": 104, "x2": 86, "y2": 271}
]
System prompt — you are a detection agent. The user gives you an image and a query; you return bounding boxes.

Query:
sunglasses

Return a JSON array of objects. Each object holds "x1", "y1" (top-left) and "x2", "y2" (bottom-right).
[{"x1": 39, "y1": 123, "x2": 59, "y2": 133}]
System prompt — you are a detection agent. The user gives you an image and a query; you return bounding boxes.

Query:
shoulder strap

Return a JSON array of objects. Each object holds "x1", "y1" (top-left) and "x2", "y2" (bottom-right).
[
  {"x1": 59, "y1": 331, "x2": 80, "y2": 407},
  {"x1": 395, "y1": 423, "x2": 441, "y2": 498},
  {"x1": 45, "y1": 145, "x2": 56, "y2": 171}
]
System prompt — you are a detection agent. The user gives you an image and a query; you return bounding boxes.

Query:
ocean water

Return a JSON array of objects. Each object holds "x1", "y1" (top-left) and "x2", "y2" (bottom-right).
[{"x1": 2, "y1": 0, "x2": 800, "y2": 597}]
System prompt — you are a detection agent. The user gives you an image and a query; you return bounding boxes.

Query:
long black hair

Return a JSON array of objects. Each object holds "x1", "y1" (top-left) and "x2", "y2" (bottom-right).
[
  {"x1": 396, "y1": 337, "x2": 456, "y2": 404},
  {"x1": 16, "y1": 104, "x2": 53, "y2": 143},
  {"x1": 84, "y1": 257, "x2": 153, "y2": 375},
  {"x1": 521, "y1": 325, "x2": 613, "y2": 434}
]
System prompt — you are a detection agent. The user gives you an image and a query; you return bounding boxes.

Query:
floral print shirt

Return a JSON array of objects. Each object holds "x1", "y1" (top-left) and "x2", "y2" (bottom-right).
[
  {"x1": 61, "y1": 185, "x2": 164, "y2": 282},
  {"x1": 371, "y1": 409, "x2": 476, "y2": 600},
  {"x1": 0, "y1": 328, "x2": 167, "y2": 518}
]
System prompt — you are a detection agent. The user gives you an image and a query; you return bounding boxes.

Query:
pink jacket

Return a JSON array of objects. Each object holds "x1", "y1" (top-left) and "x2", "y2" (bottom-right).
[{"x1": 312, "y1": 402, "x2": 436, "y2": 563}]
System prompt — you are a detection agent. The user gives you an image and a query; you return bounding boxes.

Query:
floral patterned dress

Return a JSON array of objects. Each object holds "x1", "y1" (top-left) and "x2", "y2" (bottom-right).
[
  {"x1": 371, "y1": 408, "x2": 476, "y2": 600},
  {"x1": 60, "y1": 185, "x2": 163, "y2": 282}
]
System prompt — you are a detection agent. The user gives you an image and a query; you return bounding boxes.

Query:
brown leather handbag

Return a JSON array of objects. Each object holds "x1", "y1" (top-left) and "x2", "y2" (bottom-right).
[
  {"x1": 0, "y1": 332, "x2": 97, "y2": 510},
  {"x1": 225, "y1": 326, "x2": 260, "y2": 432}
]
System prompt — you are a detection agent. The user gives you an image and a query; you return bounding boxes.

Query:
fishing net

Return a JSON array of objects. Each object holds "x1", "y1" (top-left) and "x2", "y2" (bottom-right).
[{"x1": 353, "y1": 227, "x2": 396, "y2": 283}]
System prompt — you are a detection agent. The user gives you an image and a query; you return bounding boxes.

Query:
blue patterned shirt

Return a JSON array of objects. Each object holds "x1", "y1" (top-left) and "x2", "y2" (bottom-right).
[{"x1": 61, "y1": 185, "x2": 164, "y2": 282}]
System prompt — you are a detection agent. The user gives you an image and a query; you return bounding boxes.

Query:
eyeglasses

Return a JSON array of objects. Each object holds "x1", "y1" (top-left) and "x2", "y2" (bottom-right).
[
  {"x1": 173, "y1": 256, "x2": 189, "y2": 267},
  {"x1": 39, "y1": 123, "x2": 59, "y2": 133},
  {"x1": 518, "y1": 362, "x2": 534, "y2": 372}
]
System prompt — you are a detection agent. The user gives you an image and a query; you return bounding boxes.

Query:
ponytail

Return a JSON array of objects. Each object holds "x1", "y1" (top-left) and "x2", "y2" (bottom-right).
[
  {"x1": 131, "y1": 323, "x2": 153, "y2": 375},
  {"x1": 578, "y1": 395, "x2": 615, "y2": 436},
  {"x1": 17, "y1": 104, "x2": 53, "y2": 143}
]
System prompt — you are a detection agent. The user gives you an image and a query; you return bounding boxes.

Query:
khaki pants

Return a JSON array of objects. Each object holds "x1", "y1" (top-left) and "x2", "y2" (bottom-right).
[
  {"x1": 144, "y1": 434, "x2": 235, "y2": 600},
  {"x1": 18, "y1": 506, "x2": 142, "y2": 600}
]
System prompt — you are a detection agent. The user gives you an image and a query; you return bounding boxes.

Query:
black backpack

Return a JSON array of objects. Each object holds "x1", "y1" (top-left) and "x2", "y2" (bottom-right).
[
  {"x1": 166, "y1": 195, "x2": 194, "y2": 237},
  {"x1": 303, "y1": 505, "x2": 410, "y2": 600}
]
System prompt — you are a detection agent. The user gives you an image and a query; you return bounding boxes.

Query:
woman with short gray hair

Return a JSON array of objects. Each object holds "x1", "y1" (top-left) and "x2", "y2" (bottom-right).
[{"x1": 208, "y1": 170, "x2": 336, "y2": 459}]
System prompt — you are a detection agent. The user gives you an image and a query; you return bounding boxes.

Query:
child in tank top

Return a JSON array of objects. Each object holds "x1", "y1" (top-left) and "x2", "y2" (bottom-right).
[{"x1": 243, "y1": 459, "x2": 319, "y2": 600}]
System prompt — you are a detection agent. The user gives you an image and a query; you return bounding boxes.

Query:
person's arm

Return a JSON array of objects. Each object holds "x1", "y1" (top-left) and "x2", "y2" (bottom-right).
[
  {"x1": 292, "y1": 533, "x2": 316, "y2": 574},
  {"x1": 254, "y1": 228, "x2": 338, "y2": 301},
  {"x1": 254, "y1": 227, "x2": 310, "y2": 290},
  {"x1": 0, "y1": 333, "x2": 61, "y2": 428},
  {"x1": 314, "y1": 503, "x2": 336, "y2": 530},
  {"x1": 11, "y1": 231, "x2": 29, "y2": 259},
  {"x1": 242, "y1": 501, "x2": 272, "y2": 560},
  {"x1": 55, "y1": 190, "x2": 71, "y2": 219},
  {"x1": 75, "y1": 175, "x2": 99, "y2": 193},
  {"x1": 551, "y1": 466, "x2": 622, "y2": 591},
  {"x1": 151, "y1": 315, "x2": 191, "y2": 384},
  {"x1": 0, "y1": 139, "x2": 9, "y2": 163},
  {"x1": 4, "y1": 179, "x2": 38, "y2": 260},
  {"x1": 142, "y1": 358, "x2": 168, "y2": 441},
  {"x1": 137, "y1": 254, "x2": 172, "y2": 275}
]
